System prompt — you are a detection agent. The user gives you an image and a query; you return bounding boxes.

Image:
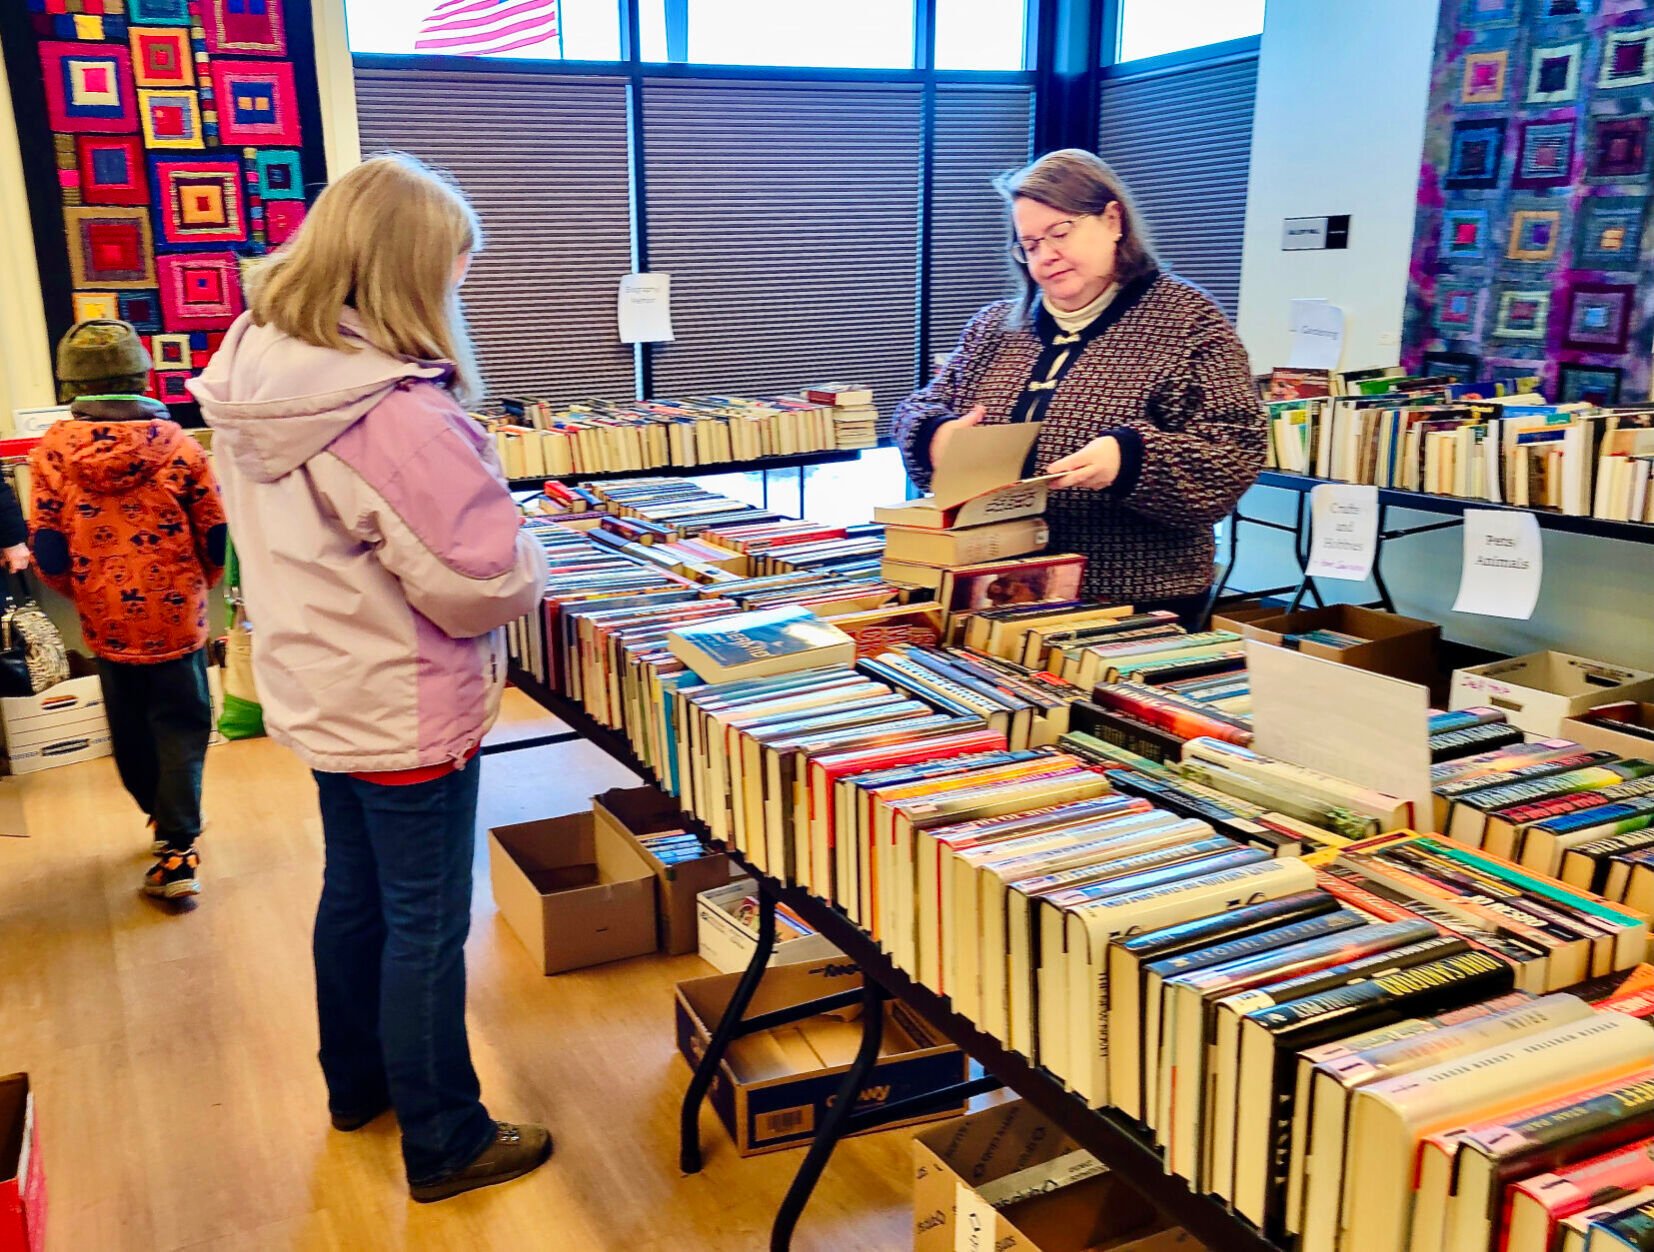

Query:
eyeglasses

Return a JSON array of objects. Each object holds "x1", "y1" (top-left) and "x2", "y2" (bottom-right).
[{"x1": 1010, "y1": 213, "x2": 1096, "y2": 264}]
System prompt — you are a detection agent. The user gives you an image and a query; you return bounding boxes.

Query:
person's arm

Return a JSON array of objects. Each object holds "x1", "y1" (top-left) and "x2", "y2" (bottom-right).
[
  {"x1": 313, "y1": 386, "x2": 549, "y2": 640},
  {"x1": 26, "y1": 453, "x2": 73, "y2": 596},
  {"x1": 176, "y1": 440, "x2": 229, "y2": 590},
  {"x1": 1054, "y1": 311, "x2": 1266, "y2": 528},
  {"x1": 891, "y1": 303, "x2": 1007, "y2": 491},
  {"x1": 0, "y1": 475, "x2": 26, "y2": 566}
]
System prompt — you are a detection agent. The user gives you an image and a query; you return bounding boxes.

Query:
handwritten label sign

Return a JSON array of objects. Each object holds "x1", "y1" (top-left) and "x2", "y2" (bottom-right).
[
  {"x1": 1287, "y1": 298, "x2": 1345, "y2": 369},
  {"x1": 618, "y1": 272, "x2": 674, "y2": 344},
  {"x1": 1307, "y1": 483, "x2": 1379, "y2": 581},
  {"x1": 1453, "y1": 509, "x2": 1543, "y2": 620}
]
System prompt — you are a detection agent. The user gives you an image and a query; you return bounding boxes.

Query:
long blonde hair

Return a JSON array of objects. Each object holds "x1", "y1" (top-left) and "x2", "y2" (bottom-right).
[
  {"x1": 247, "y1": 152, "x2": 484, "y2": 402},
  {"x1": 995, "y1": 149, "x2": 1160, "y2": 326}
]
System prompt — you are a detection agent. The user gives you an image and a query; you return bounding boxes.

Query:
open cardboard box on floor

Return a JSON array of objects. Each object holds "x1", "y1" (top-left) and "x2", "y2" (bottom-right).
[
  {"x1": 488, "y1": 807, "x2": 658, "y2": 975},
  {"x1": 592, "y1": 785, "x2": 729, "y2": 956},
  {"x1": 674, "y1": 959, "x2": 967, "y2": 1157},
  {"x1": 913, "y1": 1100, "x2": 1202, "y2": 1252},
  {"x1": 1241, "y1": 604, "x2": 1439, "y2": 687},
  {"x1": 0, "y1": 1074, "x2": 45, "y2": 1252},
  {"x1": 696, "y1": 878, "x2": 840, "y2": 974},
  {"x1": 1453, "y1": 651, "x2": 1654, "y2": 737}
]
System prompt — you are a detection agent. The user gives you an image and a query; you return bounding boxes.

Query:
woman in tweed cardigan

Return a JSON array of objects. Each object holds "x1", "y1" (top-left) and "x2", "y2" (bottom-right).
[{"x1": 893, "y1": 149, "x2": 1266, "y2": 622}]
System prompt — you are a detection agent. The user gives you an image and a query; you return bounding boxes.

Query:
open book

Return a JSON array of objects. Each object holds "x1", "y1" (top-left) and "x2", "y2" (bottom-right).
[{"x1": 876, "y1": 421, "x2": 1057, "y2": 530}]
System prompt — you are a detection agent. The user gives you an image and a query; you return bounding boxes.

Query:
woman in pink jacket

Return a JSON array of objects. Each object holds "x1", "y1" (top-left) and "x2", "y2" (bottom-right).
[{"x1": 190, "y1": 154, "x2": 551, "y2": 1203}]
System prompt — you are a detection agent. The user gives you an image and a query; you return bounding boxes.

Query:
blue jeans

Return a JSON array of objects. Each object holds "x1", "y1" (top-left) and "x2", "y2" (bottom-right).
[{"x1": 312, "y1": 757, "x2": 496, "y2": 1185}]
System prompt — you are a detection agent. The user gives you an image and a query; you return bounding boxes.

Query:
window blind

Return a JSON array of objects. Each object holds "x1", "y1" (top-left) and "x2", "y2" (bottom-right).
[
  {"x1": 352, "y1": 66, "x2": 637, "y2": 405},
  {"x1": 641, "y1": 79, "x2": 922, "y2": 436},
  {"x1": 1096, "y1": 53, "x2": 1258, "y2": 318},
  {"x1": 927, "y1": 83, "x2": 1033, "y2": 361}
]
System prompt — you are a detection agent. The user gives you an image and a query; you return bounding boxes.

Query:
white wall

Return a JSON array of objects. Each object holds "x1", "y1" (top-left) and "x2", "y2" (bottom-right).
[
  {"x1": 1236, "y1": 0, "x2": 1439, "y2": 374},
  {"x1": 0, "y1": 52, "x2": 56, "y2": 420},
  {"x1": 1231, "y1": 0, "x2": 1654, "y2": 670}
]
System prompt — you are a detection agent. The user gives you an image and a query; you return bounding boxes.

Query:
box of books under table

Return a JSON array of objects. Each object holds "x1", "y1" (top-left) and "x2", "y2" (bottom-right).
[
  {"x1": 674, "y1": 959, "x2": 967, "y2": 1157},
  {"x1": 592, "y1": 786, "x2": 730, "y2": 957},
  {"x1": 695, "y1": 879, "x2": 840, "y2": 975},
  {"x1": 1453, "y1": 651, "x2": 1654, "y2": 737},
  {"x1": 1241, "y1": 605, "x2": 1440, "y2": 687},
  {"x1": 488, "y1": 807, "x2": 658, "y2": 975},
  {"x1": 0, "y1": 1074, "x2": 44, "y2": 1252},
  {"x1": 912, "y1": 1100, "x2": 1203, "y2": 1252}
]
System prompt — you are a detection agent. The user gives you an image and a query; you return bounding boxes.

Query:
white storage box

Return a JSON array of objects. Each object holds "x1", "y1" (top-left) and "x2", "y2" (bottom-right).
[
  {"x1": 2, "y1": 674, "x2": 110, "y2": 774},
  {"x1": 1450, "y1": 651, "x2": 1654, "y2": 737},
  {"x1": 696, "y1": 878, "x2": 840, "y2": 974}
]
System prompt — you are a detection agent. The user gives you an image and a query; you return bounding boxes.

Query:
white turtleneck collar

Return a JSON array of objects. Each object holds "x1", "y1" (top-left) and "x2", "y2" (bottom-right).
[{"x1": 1044, "y1": 283, "x2": 1120, "y2": 334}]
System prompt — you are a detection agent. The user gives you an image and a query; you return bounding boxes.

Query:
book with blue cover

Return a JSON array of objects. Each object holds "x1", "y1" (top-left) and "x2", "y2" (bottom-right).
[{"x1": 666, "y1": 605, "x2": 855, "y2": 683}]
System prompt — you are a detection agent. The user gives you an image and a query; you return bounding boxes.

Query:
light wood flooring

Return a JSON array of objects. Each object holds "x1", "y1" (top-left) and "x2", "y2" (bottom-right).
[{"x1": 0, "y1": 689, "x2": 918, "y2": 1251}]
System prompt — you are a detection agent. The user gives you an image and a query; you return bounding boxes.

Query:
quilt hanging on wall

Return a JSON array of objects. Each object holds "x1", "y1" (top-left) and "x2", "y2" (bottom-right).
[
  {"x1": 1403, "y1": 0, "x2": 1654, "y2": 405},
  {"x1": 0, "y1": 0, "x2": 325, "y2": 413}
]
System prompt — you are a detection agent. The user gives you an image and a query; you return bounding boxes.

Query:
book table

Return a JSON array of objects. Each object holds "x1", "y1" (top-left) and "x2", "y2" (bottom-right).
[{"x1": 508, "y1": 669, "x2": 1286, "y2": 1252}]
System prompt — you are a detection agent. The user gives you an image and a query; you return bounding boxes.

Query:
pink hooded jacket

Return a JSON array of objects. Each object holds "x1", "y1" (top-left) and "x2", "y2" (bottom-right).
[{"x1": 188, "y1": 312, "x2": 548, "y2": 773}]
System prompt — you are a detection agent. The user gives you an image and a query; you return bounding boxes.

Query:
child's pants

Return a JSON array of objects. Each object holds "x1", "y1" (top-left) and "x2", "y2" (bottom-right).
[{"x1": 96, "y1": 648, "x2": 211, "y2": 852}]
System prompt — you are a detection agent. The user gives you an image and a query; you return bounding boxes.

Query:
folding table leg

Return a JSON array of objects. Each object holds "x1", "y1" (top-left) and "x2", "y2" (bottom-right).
[
  {"x1": 770, "y1": 979, "x2": 890, "y2": 1251},
  {"x1": 680, "y1": 888, "x2": 777, "y2": 1174}
]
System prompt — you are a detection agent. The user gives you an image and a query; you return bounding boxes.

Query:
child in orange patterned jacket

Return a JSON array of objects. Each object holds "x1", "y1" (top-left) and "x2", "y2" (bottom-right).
[{"x1": 29, "y1": 320, "x2": 227, "y2": 901}]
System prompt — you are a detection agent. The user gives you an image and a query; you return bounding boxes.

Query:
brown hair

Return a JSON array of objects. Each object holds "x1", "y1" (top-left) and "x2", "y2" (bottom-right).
[
  {"x1": 246, "y1": 152, "x2": 484, "y2": 403},
  {"x1": 994, "y1": 148, "x2": 1160, "y2": 326}
]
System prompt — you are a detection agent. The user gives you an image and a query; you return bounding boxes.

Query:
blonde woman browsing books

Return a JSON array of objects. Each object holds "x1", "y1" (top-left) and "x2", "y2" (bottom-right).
[
  {"x1": 190, "y1": 154, "x2": 552, "y2": 1203},
  {"x1": 893, "y1": 149, "x2": 1266, "y2": 625}
]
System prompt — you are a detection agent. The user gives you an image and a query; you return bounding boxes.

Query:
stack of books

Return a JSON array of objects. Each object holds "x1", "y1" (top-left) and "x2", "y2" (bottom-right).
[
  {"x1": 804, "y1": 383, "x2": 880, "y2": 450},
  {"x1": 873, "y1": 421, "x2": 1064, "y2": 599}
]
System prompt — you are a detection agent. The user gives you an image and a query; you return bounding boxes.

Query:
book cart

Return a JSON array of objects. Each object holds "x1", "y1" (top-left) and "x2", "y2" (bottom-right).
[
  {"x1": 1216, "y1": 470, "x2": 1654, "y2": 617},
  {"x1": 506, "y1": 667, "x2": 1285, "y2": 1252}
]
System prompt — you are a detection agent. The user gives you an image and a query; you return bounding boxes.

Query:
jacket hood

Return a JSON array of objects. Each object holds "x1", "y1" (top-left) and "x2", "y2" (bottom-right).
[
  {"x1": 187, "y1": 311, "x2": 454, "y2": 483},
  {"x1": 43, "y1": 400, "x2": 188, "y2": 494}
]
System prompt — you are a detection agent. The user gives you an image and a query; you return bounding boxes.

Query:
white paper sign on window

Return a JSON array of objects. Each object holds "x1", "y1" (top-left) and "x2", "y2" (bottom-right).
[{"x1": 618, "y1": 273, "x2": 674, "y2": 344}]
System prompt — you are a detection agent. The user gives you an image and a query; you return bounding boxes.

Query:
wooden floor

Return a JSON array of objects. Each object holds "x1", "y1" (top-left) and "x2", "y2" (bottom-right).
[{"x1": 0, "y1": 690, "x2": 918, "y2": 1251}]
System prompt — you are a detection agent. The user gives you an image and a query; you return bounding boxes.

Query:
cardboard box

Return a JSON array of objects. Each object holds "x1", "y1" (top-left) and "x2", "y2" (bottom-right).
[
  {"x1": 1452, "y1": 651, "x2": 1654, "y2": 737},
  {"x1": 1242, "y1": 605, "x2": 1440, "y2": 687},
  {"x1": 697, "y1": 879, "x2": 840, "y2": 974},
  {"x1": 1560, "y1": 703, "x2": 1654, "y2": 759},
  {"x1": 913, "y1": 1101, "x2": 1201, "y2": 1252},
  {"x1": 674, "y1": 959, "x2": 967, "y2": 1156},
  {"x1": 1209, "y1": 598, "x2": 1288, "y2": 636},
  {"x1": 593, "y1": 785, "x2": 730, "y2": 957},
  {"x1": 0, "y1": 670, "x2": 110, "y2": 775},
  {"x1": 488, "y1": 808, "x2": 658, "y2": 975},
  {"x1": 0, "y1": 1074, "x2": 45, "y2": 1252}
]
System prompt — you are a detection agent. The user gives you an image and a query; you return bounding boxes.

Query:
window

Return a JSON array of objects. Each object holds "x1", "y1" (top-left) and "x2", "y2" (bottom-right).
[
  {"x1": 934, "y1": 0, "x2": 1030, "y2": 72},
  {"x1": 638, "y1": 0, "x2": 914, "y2": 68},
  {"x1": 345, "y1": 0, "x2": 620, "y2": 62},
  {"x1": 1115, "y1": 0, "x2": 1264, "y2": 64}
]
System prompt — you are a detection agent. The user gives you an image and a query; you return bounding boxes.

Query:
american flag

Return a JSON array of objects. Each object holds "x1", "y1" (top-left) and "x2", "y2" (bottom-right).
[{"x1": 415, "y1": 0, "x2": 561, "y2": 58}]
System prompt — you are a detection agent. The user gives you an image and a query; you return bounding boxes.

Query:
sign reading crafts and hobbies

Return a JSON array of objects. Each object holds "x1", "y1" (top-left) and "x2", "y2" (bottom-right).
[
  {"x1": 1403, "y1": 0, "x2": 1654, "y2": 405},
  {"x1": 0, "y1": 0, "x2": 326, "y2": 416}
]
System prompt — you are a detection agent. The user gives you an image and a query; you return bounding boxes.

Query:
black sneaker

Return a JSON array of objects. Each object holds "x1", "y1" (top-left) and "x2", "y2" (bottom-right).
[
  {"x1": 409, "y1": 1122, "x2": 553, "y2": 1203},
  {"x1": 331, "y1": 1101, "x2": 392, "y2": 1132},
  {"x1": 143, "y1": 847, "x2": 201, "y2": 899}
]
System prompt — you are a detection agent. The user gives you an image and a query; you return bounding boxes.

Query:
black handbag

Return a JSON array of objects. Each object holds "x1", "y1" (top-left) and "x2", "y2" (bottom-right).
[{"x1": 0, "y1": 573, "x2": 69, "y2": 698}]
